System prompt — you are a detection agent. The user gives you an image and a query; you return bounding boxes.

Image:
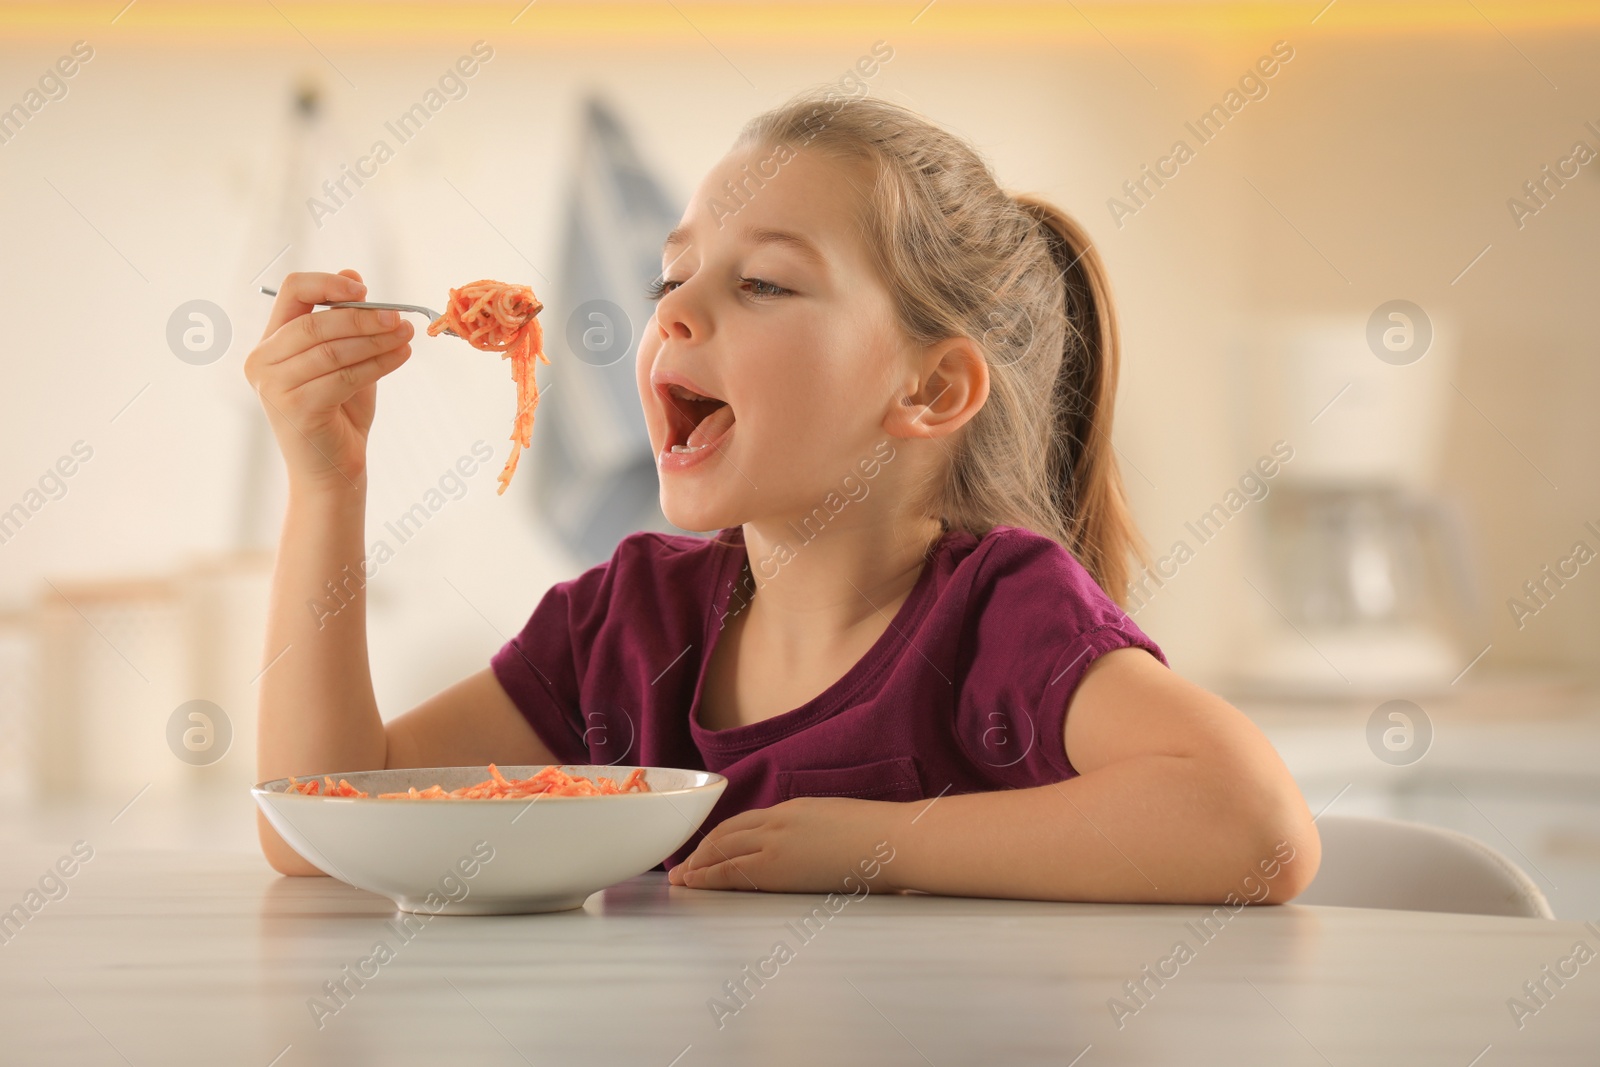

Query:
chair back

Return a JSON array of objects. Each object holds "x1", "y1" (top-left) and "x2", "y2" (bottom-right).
[{"x1": 1297, "y1": 814, "x2": 1554, "y2": 919}]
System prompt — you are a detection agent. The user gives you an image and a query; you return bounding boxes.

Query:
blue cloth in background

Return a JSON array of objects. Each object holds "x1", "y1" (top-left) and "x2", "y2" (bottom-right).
[{"x1": 528, "y1": 95, "x2": 685, "y2": 565}]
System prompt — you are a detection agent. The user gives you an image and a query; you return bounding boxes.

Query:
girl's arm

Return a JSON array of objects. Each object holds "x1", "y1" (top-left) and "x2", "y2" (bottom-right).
[
  {"x1": 885, "y1": 648, "x2": 1320, "y2": 902},
  {"x1": 670, "y1": 648, "x2": 1320, "y2": 903},
  {"x1": 248, "y1": 271, "x2": 551, "y2": 876}
]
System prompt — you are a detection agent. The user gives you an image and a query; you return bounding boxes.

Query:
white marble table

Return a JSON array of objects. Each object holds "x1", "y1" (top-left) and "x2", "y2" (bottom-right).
[{"x1": 1, "y1": 845, "x2": 1596, "y2": 1066}]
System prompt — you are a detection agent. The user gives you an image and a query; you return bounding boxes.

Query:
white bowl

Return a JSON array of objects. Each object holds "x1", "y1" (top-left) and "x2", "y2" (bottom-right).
[{"x1": 252, "y1": 765, "x2": 726, "y2": 914}]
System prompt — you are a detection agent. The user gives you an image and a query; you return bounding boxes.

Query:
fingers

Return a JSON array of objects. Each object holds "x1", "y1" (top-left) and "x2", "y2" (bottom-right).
[
  {"x1": 263, "y1": 307, "x2": 408, "y2": 368},
  {"x1": 278, "y1": 318, "x2": 414, "y2": 381},
  {"x1": 291, "y1": 340, "x2": 414, "y2": 411},
  {"x1": 247, "y1": 270, "x2": 410, "y2": 401},
  {"x1": 684, "y1": 827, "x2": 764, "y2": 870},
  {"x1": 677, "y1": 853, "x2": 765, "y2": 891},
  {"x1": 262, "y1": 270, "x2": 367, "y2": 338},
  {"x1": 248, "y1": 318, "x2": 412, "y2": 407},
  {"x1": 672, "y1": 808, "x2": 776, "y2": 879},
  {"x1": 671, "y1": 826, "x2": 767, "y2": 891},
  {"x1": 698, "y1": 807, "x2": 770, "y2": 842}
]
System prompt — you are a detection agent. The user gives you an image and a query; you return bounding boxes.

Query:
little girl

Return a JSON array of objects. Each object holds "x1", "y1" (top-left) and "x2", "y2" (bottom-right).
[{"x1": 247, "y1": 91, "x2": 1319, "y2": 904}]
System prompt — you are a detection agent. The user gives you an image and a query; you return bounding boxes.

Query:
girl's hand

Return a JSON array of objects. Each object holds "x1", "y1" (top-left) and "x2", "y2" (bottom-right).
[
  {"x1": 243, "y1": 269, "x2": 415, "y2": 490},
  {"x1": 667, "y1": 797, "x2": 904, "y2": 894}
]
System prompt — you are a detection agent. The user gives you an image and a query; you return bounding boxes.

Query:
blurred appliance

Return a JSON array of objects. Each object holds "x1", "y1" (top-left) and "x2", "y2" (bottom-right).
[{"x1": 1238, "y1": 313, "x2": 1478, "y2": 695}]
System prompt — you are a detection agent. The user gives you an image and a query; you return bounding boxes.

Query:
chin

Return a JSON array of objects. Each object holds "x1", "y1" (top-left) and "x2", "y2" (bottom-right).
[{"x1": 659, "y1": 490, "x2": 741, "y2": 536}]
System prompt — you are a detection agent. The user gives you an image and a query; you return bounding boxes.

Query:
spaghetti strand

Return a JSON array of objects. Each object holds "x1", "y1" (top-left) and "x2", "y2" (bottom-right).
[{"x1": 427, "y1": 280, "x2": 548, "y2": 494}]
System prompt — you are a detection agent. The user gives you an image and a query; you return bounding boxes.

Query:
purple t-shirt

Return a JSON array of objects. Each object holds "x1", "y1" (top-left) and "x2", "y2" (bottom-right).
[{"x1": 490, "y1": 523, "x2": 1165, "y2": 868}]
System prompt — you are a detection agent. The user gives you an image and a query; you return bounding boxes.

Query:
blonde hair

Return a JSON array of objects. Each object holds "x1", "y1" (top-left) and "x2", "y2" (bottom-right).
[{"x1": 734, "y1": 91, "x2": 1146, "y2": 602}]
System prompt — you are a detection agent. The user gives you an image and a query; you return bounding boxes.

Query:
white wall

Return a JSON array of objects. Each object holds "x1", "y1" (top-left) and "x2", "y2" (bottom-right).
[{"x1": 1, "y1": 20, "x2": 1595, "y2": 748}]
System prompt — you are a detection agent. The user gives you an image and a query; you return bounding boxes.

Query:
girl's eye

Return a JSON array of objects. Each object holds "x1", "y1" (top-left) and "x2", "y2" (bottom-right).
[
  {"x1": 645, "y1": 277, "x2": 680, "y2": 302},
  {"x1": 741, "y1": 277, "x2": 790, "y2": 299},
  {"x1": 645, "y1": 277, "x2": 791, "y2": 301}
]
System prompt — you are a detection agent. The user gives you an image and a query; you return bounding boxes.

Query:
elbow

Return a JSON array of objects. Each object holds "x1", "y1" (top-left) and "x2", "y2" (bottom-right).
[
  {"x1": 1195, "y1": 747, "x2": 1320, "y2": 905},
  {"x1": 1238, "y1": 770, "x2": 1321, "y2": 904},
  {"x1": 1273, "y1": 814, "x2": 1321, "y2": 902},
  {"x1": 1250, "y1": 812, "x2": 1320, "y2": 903}
]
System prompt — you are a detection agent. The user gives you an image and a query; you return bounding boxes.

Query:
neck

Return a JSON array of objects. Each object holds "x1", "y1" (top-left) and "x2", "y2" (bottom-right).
[{"x1": 738, "y1": 510, "x2": 945, "y2": 639}]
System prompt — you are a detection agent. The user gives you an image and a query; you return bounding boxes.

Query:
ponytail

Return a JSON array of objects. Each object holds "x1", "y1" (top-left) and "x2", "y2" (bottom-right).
[{"x1": 1013, "y1": 195, "x2": 1146, "y2": 602}]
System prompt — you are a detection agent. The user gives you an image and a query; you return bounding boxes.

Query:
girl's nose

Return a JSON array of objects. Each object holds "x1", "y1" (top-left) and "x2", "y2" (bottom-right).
[{"x1": 656, "y1": 287, "x2": 701, "y2": 342}]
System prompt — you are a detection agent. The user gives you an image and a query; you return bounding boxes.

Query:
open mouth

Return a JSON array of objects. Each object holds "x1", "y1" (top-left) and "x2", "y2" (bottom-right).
[{"x1": 661, "y1": 382, "x2": 735, "y2": 454}]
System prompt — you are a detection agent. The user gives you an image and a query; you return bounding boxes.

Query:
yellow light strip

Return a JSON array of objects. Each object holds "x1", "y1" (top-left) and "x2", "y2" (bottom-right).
[{"x1": 1, "y1": 1, "x2": 1596, "y2": 42}]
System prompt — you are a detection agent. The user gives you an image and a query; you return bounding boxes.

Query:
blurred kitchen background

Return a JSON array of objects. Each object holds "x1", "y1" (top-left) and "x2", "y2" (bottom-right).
[{"x1": 0, "y1": 1, "x2": 1596, "y2": 916}]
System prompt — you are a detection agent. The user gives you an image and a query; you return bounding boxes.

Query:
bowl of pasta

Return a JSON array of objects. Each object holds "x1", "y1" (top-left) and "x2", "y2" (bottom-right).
[{"x1": 253, "y1": 764, "x2": 726, "y2": 914}]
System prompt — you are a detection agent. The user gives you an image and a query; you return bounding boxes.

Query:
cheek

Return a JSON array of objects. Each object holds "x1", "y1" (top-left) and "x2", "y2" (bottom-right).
[
  {"x1": 744, "y1": 369, "x2": 854, "y2": 470},
  {"x1": 741, "y1": 360, "x2": 887, "y2": 501},
  {"x1": 801, "y1": 360, "x2": 892, "y2": 447},
  {"x1": 750, "y1": 321, "x2": 882, "y2": 434}
]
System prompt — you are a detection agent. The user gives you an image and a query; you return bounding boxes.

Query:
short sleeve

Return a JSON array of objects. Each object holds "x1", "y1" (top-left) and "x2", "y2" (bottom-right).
[
  {"x1": 955, "y1": 527, "x2": 1165, "y2": 783},
  {"x1": 489, "y1": 556, "x2": 617, "y2": 765}
]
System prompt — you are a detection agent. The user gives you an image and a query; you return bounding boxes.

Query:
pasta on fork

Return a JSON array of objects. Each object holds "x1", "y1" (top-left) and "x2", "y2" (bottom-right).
[{"x1": 427, "y1": 280, "x2": 548, "y2": 494}]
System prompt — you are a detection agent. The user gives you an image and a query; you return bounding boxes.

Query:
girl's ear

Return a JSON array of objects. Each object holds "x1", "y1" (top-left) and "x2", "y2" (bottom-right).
[{"x1": 883, "y1": 335, "x2": 989, "y2": 440}]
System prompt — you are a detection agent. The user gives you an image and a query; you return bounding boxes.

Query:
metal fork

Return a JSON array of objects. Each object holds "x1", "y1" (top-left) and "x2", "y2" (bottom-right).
[{"x1": 258, "y1": 285, "x2": 459, "y2": 337}]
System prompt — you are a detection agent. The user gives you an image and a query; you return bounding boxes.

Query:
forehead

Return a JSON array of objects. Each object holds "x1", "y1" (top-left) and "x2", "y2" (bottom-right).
[{"x1": 664, "y1": 143, "x2": 873, "y2": 269}]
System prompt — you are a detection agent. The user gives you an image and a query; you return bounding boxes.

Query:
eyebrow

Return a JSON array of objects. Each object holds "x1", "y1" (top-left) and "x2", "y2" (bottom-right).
[
  {"x1": 661, "y1": 225, "x2": 827, "y2": 269},
  {"x1": 748, "y1": 227, "x2": 827, "y2": 267}
]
